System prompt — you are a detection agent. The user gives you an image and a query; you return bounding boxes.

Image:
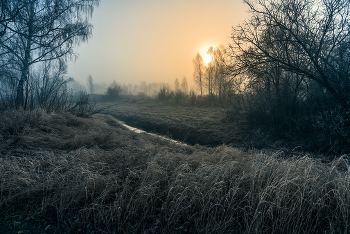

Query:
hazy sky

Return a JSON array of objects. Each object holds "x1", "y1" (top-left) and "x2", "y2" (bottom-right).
[{"x1": 67, "y1": 0, "x2": 249, "y2": 88}]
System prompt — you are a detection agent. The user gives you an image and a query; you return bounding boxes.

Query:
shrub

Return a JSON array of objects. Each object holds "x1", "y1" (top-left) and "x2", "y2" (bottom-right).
[
  {"x1": 70, "y1": 91, "x2": 97, "y2": 116},
  {"x1": 158, "y1": 86, "x2": 173, "y2": 101},
  {"x1": 173, "y1": 90, "x2": 185, "y2": 104},
  {"x1": 105, "y1": 84, "x2": 122, "y2": 100},
  {"x1": 189, "y1": 89, "x2": 196, "y2": 106}
]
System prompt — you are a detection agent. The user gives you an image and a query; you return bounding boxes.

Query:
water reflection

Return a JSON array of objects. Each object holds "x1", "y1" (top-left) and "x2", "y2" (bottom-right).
[{"x1": 118, "y1": 120, "x2": 187, "y2": 146}]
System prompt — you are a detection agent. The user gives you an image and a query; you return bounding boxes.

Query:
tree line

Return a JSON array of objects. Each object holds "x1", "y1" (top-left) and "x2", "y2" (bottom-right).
[
  {"x1": 85, "y1": 75, "x2": 189, "y2": 98},
  {"x1": 193, "y1": 44, "x2": 231, "y2": 99}
]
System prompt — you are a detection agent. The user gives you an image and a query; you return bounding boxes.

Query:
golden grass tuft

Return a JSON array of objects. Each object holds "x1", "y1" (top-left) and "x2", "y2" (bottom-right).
[{"x1": 0, "y1": 109, "x2": 350, "y2": 233}]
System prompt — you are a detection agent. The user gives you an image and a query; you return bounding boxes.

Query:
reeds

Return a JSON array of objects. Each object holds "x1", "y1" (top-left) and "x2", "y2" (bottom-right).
[{"x1": 0, "y1": 109, "x2": 349, "y2": 233}]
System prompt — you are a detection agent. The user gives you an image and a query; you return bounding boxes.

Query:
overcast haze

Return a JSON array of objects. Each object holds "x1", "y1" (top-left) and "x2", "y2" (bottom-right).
[{"x1": 67, "y1": 0, "x2": 248, "y2": 88}]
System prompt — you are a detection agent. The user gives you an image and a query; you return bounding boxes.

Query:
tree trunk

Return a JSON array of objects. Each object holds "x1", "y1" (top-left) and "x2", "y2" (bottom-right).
[
  {"x1": 16, "y1": 1, "x2": 34, "y2": 107},
  {"x1": 200, "y1": 74, "x2": 202, "y2": 96}
]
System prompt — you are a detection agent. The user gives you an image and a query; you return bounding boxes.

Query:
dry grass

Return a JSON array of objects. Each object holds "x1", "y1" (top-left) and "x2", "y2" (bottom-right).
[
  {"x1": 97, "y1": 99, "x2": 252, "y2": 147},
  {"x1": 0, "y1": 109, "x2": 350, "y2": 233}
]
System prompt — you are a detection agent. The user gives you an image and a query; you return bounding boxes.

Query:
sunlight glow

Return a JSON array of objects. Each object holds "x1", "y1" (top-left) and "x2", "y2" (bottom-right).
[{"x1": 203, "y1": 54, "x2": 213, "y2": 64}]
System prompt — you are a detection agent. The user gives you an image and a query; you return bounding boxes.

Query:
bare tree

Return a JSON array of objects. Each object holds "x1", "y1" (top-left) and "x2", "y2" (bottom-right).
[
  {"x1": 0, "y1": 0, "x2": 99, "y2": 107},
  {"x1": 0, "y1": 1, "x2": 28, "y2": 99},
  {"x1": 213, "y1": 45, "x2": 229, "y2": 99},
  {"x1": 32, "y1": 60, "x2": 73, "y2": 111},
  {"x1": 181, "y1": 76, "x2": 188, "y2": 94},
  {"x1": 87, "y1": 74, "x2": 94, "y2": 94},
  {"x1": 205, "y1": 46, "x2": 215, "y2": 96},
  {"x1": 174, "y1": 78, "x2": 180, "y2": 92},
  {"x1": 192, "y1": 52, "x2": 205, "y2": 96},
  {"x1": 230, "y1": 0, "x2": 350, "y2": 111},
  {"x1": 0, "y1": 0, "x2": 28, "y2": 36}
]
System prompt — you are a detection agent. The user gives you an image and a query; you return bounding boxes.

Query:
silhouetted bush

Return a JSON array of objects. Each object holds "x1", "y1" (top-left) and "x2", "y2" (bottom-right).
[
  {"x1": 137, "y1": 92, "x2": 148, "y2": 99},
  {"x1": 189, "y1": 89, "x2": 196, "y2": 106},
  {"x1": 173, "y1": 90, "x2": 185, "y2": 104},
  {"x1": 70, "y1": 91, "x2": 97, "y2": 116},
  {"x1": 158, "y1": 86, "x2": 173, "y2": 101},
  {"x1": 104, "y1": 84, "x2": 122, "y2": 100}
]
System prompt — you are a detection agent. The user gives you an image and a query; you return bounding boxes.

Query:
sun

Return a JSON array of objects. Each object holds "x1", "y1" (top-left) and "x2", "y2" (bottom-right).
[{"x1": 203, "y1": 54, "x2": 212, "y2": 64}]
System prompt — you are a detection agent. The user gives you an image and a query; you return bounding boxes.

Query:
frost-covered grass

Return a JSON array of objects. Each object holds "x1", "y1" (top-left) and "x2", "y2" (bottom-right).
[
  {"x1": 0, "y1": 109, "x2": 349, "y2": 233},
  {"x1": 97, "y1": 99, "x2": 250, "y2": 147}
]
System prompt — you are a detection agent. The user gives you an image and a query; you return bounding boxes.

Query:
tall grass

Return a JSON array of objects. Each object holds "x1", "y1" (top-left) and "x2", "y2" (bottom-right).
[{"x1": 0, "y1": 109, "x2": 349, "y2": 233}]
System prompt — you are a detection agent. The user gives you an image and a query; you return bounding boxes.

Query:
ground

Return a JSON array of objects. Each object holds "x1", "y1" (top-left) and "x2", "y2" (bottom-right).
[{"x1": 0, "y1": 107, "x2": 349, "y2": 233}]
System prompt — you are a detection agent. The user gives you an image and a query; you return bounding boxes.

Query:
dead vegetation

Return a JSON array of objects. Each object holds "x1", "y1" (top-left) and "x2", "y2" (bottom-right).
[{"x1": 1, "y1": 109, "x2": 350, "y2": 233}]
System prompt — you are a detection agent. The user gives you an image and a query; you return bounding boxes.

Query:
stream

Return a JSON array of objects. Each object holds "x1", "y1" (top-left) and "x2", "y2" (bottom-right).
[{"x1": 117, "y1": 119, "x2": 188, "y2": 146}]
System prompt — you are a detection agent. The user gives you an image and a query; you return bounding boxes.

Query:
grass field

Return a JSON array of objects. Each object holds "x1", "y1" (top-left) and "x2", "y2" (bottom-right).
[
  {"x1": 1, "y1": 108, "x2": 350, "y2": 233},
  {"x1": 97, "y1": 97, "x2": 333, "y2": 158},
  {"x1": 97, "y1": 98, "x2": 278, "y2": 150}
]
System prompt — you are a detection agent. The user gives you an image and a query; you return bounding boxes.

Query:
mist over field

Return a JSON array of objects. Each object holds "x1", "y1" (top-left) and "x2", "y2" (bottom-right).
[
  {"x1": 66, "y1": 0, "x2": 248, "y2": 87},
  {"x1": 2, "y1": 0, "x2": 350, "y2": 233}
]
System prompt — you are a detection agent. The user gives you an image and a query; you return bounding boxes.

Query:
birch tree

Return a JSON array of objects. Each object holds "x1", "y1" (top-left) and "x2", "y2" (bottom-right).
[
  {"x1": 206, "y1": 46, "x2": 215, "y2": 96},
  {"x1": 0, "y1": 0, "x2": 27, "y2": 35},
  {"x1": 192, "y1": 52, "x2": 204, "y2": 96},
  {"x1": 0, "y1": 0, "x2": 99, "y2": 107},
  {"x1": 213, "y1": 45, "x2": 229, "y2": 99}
]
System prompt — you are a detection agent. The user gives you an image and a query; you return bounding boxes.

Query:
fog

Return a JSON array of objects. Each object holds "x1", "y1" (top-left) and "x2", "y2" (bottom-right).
[{"x1": 67, "y1": 0, "x2": 248, "y2": 89}]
